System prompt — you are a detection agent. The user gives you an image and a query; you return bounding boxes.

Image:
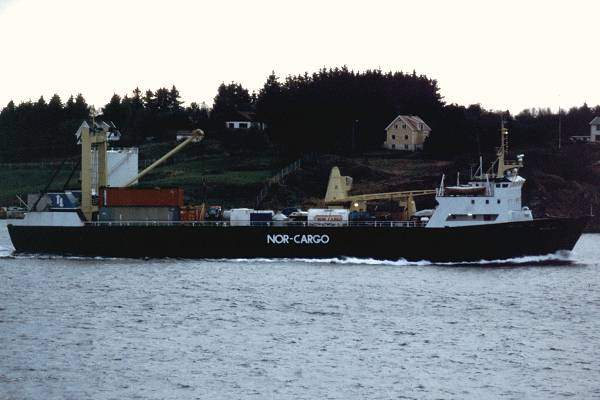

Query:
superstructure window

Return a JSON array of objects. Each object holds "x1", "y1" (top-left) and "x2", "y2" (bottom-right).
[
  {"x1": 471, "y1": 199, "x2": 475, "y2": 204},
  {"x1": 446, "y1": 214, "x2": 498, "y2": 222},
  {"x1": 485, "y1": 199, "x2": 489, "y2": 204}
]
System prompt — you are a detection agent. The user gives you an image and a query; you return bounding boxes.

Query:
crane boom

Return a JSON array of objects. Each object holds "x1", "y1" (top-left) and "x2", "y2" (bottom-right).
[
  {"x1": 125, "y1": 129, "x2": 204, "y2": 187},
  {"x1": 324, "y1": 189, "x2": 436, "y2": 204}
]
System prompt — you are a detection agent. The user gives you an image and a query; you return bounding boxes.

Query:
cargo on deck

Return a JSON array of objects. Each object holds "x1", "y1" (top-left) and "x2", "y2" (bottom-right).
[{"x1": 99, "y1": 187, "x2": 184, "y2": 208}]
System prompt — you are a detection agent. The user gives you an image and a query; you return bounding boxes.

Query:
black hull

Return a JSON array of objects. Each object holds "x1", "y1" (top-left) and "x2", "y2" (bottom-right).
[{"x1": 7, "y1": 217, "x2": 589, "y2": 262}]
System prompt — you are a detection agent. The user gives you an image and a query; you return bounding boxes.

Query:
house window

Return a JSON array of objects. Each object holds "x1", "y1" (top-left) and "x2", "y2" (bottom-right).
[
  {"x1": 471, "y1": 199, "x2": 475, "y2": 204},
  {"x1": 239, "y1": 122, "x2": 248, "y2": 129},
  {"x1": 497, "y1": 199, "x2": 501, "y2": 204},
  {"x1": 485, "y1": 199, "x2": 489, "y2": 204},
  {"x1": 402, "y1": 124, "x2": 407, "y2": 129},
  {"x1": 227, "y1": 123, "x2": 234, "y2": 129},
  {"x1": 392, "y1": 144, "x2": 396, "y2": 149},
  {"x1": 395, "y1": 124, "x2": 398, "y2": 129},
  {"x1": 419, "y1": 123, "x2": 423, "y2": 129},
  {"x1": 392, "y1": 135, "x2": 396, "y2": 139},
  {"x1": 404, "y1": 135, "x2": 408, "y2": 140},
  {"x1": 404, "y1": 144, "x2": 408, "y2": 149}
]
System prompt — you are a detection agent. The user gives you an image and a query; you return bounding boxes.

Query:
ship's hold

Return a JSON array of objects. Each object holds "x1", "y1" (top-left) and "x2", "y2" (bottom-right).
[
  {"x1": 99, "y1": 206, "x2": 180, "y2": 222},
  {"x1": 99, "y1": 187, "x2": 184, "y2": 208}
]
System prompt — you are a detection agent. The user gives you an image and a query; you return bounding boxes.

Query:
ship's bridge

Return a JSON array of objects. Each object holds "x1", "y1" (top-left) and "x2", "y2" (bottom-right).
[{"x1": 427, "y1": 177, "x2": 531, "y2": 227}]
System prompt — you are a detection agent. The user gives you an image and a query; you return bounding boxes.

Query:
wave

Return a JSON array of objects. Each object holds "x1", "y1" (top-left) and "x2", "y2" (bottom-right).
[
  {"x1": 0, "y1": 245, "x2": 15, "y2": 258},
  {"x1": 2, "y1": 251, "x2": 574, "y2": 266},
  {"x1": 225, "y1": 251, "x2": 574, "y2": 267}
]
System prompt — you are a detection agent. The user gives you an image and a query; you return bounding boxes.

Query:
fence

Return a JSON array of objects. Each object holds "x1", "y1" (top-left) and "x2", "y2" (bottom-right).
[
  {"x1": 255, "y1": 159, "x2": 302, "y2": 207},
  {"x1": 0, "y1": 160, "x2": 78, "y2": 170}
]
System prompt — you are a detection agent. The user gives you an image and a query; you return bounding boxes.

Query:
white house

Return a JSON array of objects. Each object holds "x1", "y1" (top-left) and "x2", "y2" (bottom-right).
[
  {"x1": 225, "y1": 111, "x2": 266, "y2": 131},
  {"x1": 384, "y1": 115, "x2": 431, "y2": 151},
  {"x1": 590, "y1": 116, "x2": 600, "y2": 142},
  {"x1": 570, "y1": 116, "x2": 600, "y2": 143}
]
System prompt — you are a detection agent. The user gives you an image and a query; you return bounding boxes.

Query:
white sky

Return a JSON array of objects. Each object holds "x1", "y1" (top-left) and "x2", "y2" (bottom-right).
[{"x1": 0, "y1": 0, "x2": 598, "y2": 114}]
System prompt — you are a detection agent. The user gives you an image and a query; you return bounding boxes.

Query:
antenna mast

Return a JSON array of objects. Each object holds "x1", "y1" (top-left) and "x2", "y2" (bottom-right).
[{"x1": 558, "y1": 105, "x2": 562, "y2": 150}]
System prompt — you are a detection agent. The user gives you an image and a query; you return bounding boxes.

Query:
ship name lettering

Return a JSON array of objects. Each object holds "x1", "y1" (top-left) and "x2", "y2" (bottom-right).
[{"x1": 267, "y1": 234, "x2": 330, "y2": 245}]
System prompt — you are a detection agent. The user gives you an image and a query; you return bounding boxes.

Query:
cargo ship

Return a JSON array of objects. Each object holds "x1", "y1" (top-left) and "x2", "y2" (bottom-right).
[{"x1": 7, "y1": 121, "x2": 589, "y2": 262}]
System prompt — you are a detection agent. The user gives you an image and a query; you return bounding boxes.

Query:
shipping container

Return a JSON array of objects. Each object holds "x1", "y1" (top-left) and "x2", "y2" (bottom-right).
[
  {"x1": 180, "y1": 206, "x2": 205, "y2": 222},
  {"x1": 229, "y1": 208, "x2": 254, "y2": 226},
  {"x1": 307, "y1": 208, "x2": 349, "y2": 225},
  {"x1": 98, "y1": 206, "x2": 180, "y2": 222},
  {"x1": 99, "y1": 187, "x2": 184, "y2": 208},
  {"x1": 250, "y1": 210, "x2": 274, "y2": 226},
  {"x1": 349, "y1": 211, "x2": 374, "y2": 221}
]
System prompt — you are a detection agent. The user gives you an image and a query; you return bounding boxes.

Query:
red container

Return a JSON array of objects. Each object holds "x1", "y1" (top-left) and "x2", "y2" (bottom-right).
[
  {"x1": 100, "y1": 187, "x2": 184, "y2": 208},
  {"x1": 180, "y1": 206, "x2": 204, "y2": 221}
]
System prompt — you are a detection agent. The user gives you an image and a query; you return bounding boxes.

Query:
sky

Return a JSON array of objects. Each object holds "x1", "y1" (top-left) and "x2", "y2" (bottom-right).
[{"x1": 0, "y1": 0, "x2": 598, "y2": 114}]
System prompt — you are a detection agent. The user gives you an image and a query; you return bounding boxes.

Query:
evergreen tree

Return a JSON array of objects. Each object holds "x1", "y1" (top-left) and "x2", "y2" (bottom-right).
[{"x1": 212, "y1": 82, "x2": 252, "y2": 123}]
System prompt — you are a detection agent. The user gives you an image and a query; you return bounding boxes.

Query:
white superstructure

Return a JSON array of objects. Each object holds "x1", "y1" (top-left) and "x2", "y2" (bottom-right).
[{"x1": 426, "y1": 124, "x2": 533, "y2": 228}]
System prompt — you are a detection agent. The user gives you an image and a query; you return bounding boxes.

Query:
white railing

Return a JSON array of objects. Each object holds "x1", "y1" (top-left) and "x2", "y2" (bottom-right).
[{"x1": 85, "y1": 220, "x2": 427, "y2": 228}]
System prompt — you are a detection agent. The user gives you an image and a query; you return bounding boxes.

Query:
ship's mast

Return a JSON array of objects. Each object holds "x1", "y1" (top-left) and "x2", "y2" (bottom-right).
[
  {"x1": 80, "y1": 122, "x2": 110, "y2": 221},
  {"x1": 495, "y1": 119, "x2": 509, "y2": 177},
  {"x1": 485, "y1": 120, "x2": 523, "y2": 179}
]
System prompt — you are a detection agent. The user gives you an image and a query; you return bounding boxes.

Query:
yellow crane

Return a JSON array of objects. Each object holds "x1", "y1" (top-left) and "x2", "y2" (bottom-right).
[
  {"x1": 79, "y1": 125, "x2": 204, "y2": 221},
  {"x1": 323, "y1": 166, "x2": 435, "y2": 218}
]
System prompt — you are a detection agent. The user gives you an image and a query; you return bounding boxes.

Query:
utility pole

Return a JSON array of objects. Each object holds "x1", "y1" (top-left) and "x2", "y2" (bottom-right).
[{"x1": 558, "y1": 105, "x2": 562, "y2": 150}]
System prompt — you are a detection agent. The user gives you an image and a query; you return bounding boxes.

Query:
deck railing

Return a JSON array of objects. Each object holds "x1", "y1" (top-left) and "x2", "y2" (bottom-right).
[{"x1": 85, "y1": 220, "x2": 427, "y2": 228}]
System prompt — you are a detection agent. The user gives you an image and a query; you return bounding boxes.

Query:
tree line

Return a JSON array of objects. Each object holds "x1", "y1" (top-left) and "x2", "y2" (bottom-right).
[{"x1": 1, "y1": 68, "x2": 599, "y2": 163}]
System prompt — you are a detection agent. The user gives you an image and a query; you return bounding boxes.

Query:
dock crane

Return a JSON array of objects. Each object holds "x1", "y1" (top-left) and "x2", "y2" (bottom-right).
[{"x1": 323, "y1": 166, "x2": 435, "y2": 219}]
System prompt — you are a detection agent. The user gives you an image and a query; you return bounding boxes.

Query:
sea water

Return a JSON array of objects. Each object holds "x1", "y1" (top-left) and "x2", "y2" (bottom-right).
[{"x1": 0, "y1": 220, "x2": 599, "y2": 399}]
